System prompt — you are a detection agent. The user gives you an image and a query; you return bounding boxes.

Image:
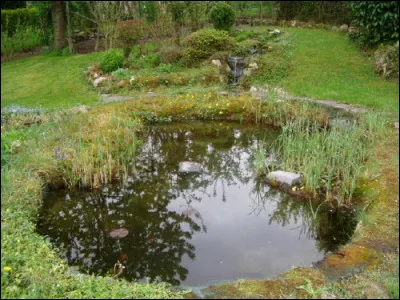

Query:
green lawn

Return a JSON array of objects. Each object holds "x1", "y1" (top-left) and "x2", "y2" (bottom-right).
[
  {"x1": 281, "y1": 28, "x2": 399, "y2": 112},
  {"x1": 1, "y1": 53, "x2": 102, "y2": 108}
]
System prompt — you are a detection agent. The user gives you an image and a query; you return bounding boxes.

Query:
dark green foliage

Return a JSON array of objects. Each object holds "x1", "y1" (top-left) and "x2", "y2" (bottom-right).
[
  {"x1": 1, "y1": 1, "x2": 26, "y2": 9},
  {"x1": 1, "y1": 8, "x2": 40, "y2": 35},
  {"x1": 137, "y1": 52, "x2": 161, "y2": 68},
  {"x1": 182, "y1": 28, "x2": 235, "y2": 66},
  {"x1": 100, "y1": 49, "x2": 125, "y2": 73},
  {"x1": 159, "y1": 45, "x2": 184, "y2": 64},
  {"x1": 349, "y1": 1, "x2": 399, "y2": 47},
  {"x1": 209, "y1": 2, "x2": 236, "y2": 31},
  {"x1": 144, "y1": 1, "x2": 159, "y2": 23},
  {"x1": 276, "y1": 1, "x2": 351, "y2": 25}
]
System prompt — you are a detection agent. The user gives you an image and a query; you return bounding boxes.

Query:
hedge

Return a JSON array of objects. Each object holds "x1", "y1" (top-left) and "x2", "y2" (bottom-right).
[{"x1": 1, "y1": 8, "x2": 40, "y2": 35}]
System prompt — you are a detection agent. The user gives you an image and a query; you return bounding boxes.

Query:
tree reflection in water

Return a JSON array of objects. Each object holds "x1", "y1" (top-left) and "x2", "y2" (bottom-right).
[{"x1": 38, "y1": 121, "x2": 356, "y2": 286}]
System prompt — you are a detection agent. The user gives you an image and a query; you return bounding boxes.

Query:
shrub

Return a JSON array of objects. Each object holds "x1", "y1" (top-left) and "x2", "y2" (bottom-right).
[
  {"x1": 373, "y1": 42, "x2": 399, "y2": 79},
  {"x1": 1, "y1": 26, "x2": 42, "y2": 57},
  {"x1": 1, "y1": 8, "x2": 40, "y2": 35},
  {"x1": 138, "y1": 52, "x2": 161, "y2": 68},
  {"x1": 209, "y1": 2, "x2": 236, "y2": 31},
  {"x1": 100, "y1": 49, "x2": 125, "y2": 73},
  {"x1": 182, "y1": 28, "x2": 235, "y2": 66},
  {"x1": 112, "y1": 68, "x2": 133, "y2": 80},
  {"x1": 116, "y1": 19, "x2": 145, "y2": 58},
  {"x1": 349, "y1": 1, "x2": 399, "y2": 47},
  {"x1": 159, "y1": 44, "x2": 183, "y2": 63}
]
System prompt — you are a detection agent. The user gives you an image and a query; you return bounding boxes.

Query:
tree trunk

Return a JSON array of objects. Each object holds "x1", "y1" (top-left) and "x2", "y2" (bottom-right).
[
  {"x1": 52, "y1": 1, "x2": 67, "y2": 51},
  {"x1": 65, "y1": 1, "x2": 74, "y2": 53}
]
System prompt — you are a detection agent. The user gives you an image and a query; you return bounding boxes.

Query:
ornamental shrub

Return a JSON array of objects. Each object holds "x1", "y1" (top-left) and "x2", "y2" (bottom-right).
[
  {"x1": 349, "y1": 1, "x2": 399, "y2": 47},
  {"x1": 100, "y1": 49, "x2": 125, "y2": 73},
  {"x1": 116, "y1": 19, "x2": 145, "y2": 59},
  {"x1": 182, "y1": 28, "x2": 235, "y2": 66},
  {"x1": 209, "y1": 2, "x2": 235, "y2": 31}
]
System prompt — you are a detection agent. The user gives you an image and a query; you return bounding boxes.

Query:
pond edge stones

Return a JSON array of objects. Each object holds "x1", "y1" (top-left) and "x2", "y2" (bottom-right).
[
  {"x1": 266, "y1": 170, "x2": 303, "y2": 188},
  {"x1": 179, "y1": 162, "x2": 202, "y2": 174}
]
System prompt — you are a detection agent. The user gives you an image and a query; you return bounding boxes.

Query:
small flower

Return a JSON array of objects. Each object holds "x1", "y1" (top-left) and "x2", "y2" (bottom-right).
[
  {"x1": 226, "y1": 103, "x2": 230, "y2": 107},
  {"x1": 219, "y1": 111, "x2": 223, "y2": 114},
  {"x1": 216, "y1": 103, "x2": 219, "y2": 106},
  {"x1": 292, "y1": 186, "x2": 297, "y2": 191},
  {"x1": 208, "y1": 106, "x2": 212, "y2": 109},
  {"x1": 300, "y1": 186, "x2": 305, "y2": 190},
  {"x1": 4, "y1": 266, "x2": 11, "y2": 272}
]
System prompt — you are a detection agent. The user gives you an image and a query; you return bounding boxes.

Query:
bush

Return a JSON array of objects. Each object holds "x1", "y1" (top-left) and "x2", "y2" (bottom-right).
[
  {"x1": 136, "y1": 52, "x2": 161, "y2": 69},
  {"x1": 116, "y1": 19, "x2": 145, "y2": 58},
  {"x1": 209, "y1": 2, "x2": 236, "y2": 31},
  {"x1": 159, "y1": 44, "x2": 183, "y2": 64},
  {"x1": 182, "y1": 28, "x2": 235, "y2": 66},
  {"x1": 373, "y1": 42, "x2": 399, "y2": 79},
  {"x1": 1, "y1": 26, "x2": 42, "y2": 57},
  {"x1": 1, "y1": 8, "x2": 40, "y2": 35},
  {"x1": 349, "y1": 1, "x2": 399, "y2": 47},
  {"x1": 100, "y1": 49, "x2": 125, "y2": 73},
  {"x1": 112, "y1": 68, "x2": 133, "y2": 80}
]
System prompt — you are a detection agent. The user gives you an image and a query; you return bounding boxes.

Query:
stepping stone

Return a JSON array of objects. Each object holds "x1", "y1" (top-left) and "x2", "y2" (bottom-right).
[
  {"x1": 99, "y1": 94, "x2": 134, "y2": 103},
  {"x1": 266, "y1": 170, "x2": 303, "y2": 187},
  {"x1": 179, "y1": 162, "x2": 202, "y2": 173}
]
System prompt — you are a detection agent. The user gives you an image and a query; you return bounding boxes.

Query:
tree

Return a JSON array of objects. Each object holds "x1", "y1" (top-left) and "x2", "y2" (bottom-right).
[
  {"x1": 167, "y1": 1, "x2": 186, "y2": 45},
  {"x1": 52, "y1": 1, "x2": 67, "y2": 51},
  {"x1": 185, "y1": 1, "x2": 208, "y2": 32}
]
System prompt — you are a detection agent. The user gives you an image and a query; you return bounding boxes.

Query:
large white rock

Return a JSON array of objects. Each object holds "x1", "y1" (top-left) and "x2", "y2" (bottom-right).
[
  {"x1": 179, "y1": 162, "x2": 202, "y2": 173},
  {"x1": 266, "y1": 170, "x2": 303, "y2": 187},
  {"x1": 211, "y1": 59, "x2": 222, "y2": 67},
  {"x1": 93, "y1": 76, "x2": 106, "y2": 87}
]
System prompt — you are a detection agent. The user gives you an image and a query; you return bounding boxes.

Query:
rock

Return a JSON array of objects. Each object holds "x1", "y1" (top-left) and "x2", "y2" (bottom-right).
[
  {"x1": 243, "y1": 68, "x2": 252, "y2": 76},
  {"x1": 321, "y1": 292, "x2": 336, "y2": 299},
  {"x1": 109, "y1": 228, "x2": 129, "y2": 239},
  {"x1": 394, "y1": 122, "x2": 399, "y2": 129},
  {"x1": 329, "y1": 118, "x2": 353, "y2": 128},
  {"x1": 291, "y1": 20, "x2": 297, "y2": 27},
  {"x1": 211, "y1": 59, "x2": 222, "y2": 67},
  {"x1": 93, "y1": 72, "x2": 100, "y2": 79},
  {"x1": 99, "y1": 94, "x2": 134, "y2": 103},
  {"x1": 179, "y1": 162, "x2": 202, "y2": 173},
  {"x1": 118, "y1": 80, "x2": 129, "y2": 88},
  {"x1": 266, "y1": 170, "x2": 303, "y2": 187},
  {"x1": 332, "y1": 26, "x2": 340, "y2": 32},
  {"x1": 268, "y1": 29, "x2": 281, "y2": 34},
  {"x1": 249, "y1": 86, "x2": 258, "y2": 92},
  {"x1": 249, "y1": 62, "x2": 258, "y2": 69},
  {"x1": 74, "y1": 29, "x2": 80, "y2": 34},
  {"x1": 362, "y1": 281, "x2": 390, "y2": 299},
  {"x1": 339, "y1": 24, "x2": 348, "y2": 31},
  {"x1": 348, "y1": 26, "x2": 358, "y2": 33},
  {"x1": 93, "y1": 76, "x2": 106, "y2": 87},
  {"x1": 129, "y1": 76, "x2": 135, "y2": 84},
  {"x1": 70, "y1": 105, "x2": 89, "y2": 114},
  {"x1": 217, "y1": 91, "x2": 228, "y2": 96}
]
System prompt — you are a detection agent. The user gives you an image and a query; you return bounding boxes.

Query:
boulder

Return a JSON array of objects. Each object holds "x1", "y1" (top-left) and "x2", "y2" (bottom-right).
[
  {"x1": 249, "y1": 62, "x2": 258, "y2": 69},
  {"x1": 266, "y1": 170, "x2": 303, "y2": 187},
  {"x1": 339, "y1": 24, "x2": 348, "y2": 31},
  {"x1": 348, "y1": 26, "x2": 358, "y2": 33},
  {"x1": 179, "y1": 162, "x2": 202, "y2": 173},
  {"x1": 332, "y1": 26, "x2": 340, "y2": 32},
  {"x1": 93, "y1": 76, "x2": 106, "y2": 87},
  {"x1": 109, "y1": 228, "x2": 129, "y2": 239},
  {"x1": 118, "y1": 79, "x2": 129, "y2": 88},
  {"x1": 211, "y1": 59, "x2": 222, "y2": 67}
]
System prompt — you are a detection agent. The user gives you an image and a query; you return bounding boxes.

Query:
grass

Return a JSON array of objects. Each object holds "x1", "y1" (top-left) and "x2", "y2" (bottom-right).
[
  {"x1": 1, "y1": 25, "x2": 398, "y2": 298},
  {"x1": 279, "y1": 28, "x2": 399, "y2": 112},
  {"x1": 1, "y1": 52, "x2": 103, "y2": 109}
]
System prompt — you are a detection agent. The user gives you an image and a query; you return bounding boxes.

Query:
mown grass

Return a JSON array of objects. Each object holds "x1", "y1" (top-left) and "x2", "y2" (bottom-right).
[
  {"x1": 1, "y1": 52, "x2": 102, "y2": 109},
  {"x1": 279, "y1": 28, "x2": 399, "y2": 112}
]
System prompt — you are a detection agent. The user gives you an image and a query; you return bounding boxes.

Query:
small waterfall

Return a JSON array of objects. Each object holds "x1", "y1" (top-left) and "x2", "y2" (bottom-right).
[{"x1": 227, "y1": 56, "x2": 245, "y2": 86}]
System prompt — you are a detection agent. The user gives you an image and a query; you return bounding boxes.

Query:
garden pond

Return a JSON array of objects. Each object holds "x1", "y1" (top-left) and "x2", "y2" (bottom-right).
[{"x1": 37, "y1": 121, "x2": 357, "y2": 289}]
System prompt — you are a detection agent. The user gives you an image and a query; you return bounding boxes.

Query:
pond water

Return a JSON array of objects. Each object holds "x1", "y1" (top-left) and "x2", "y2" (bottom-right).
[{"x1": 37, "y1": 121, "x2": 356, "y2": 288}]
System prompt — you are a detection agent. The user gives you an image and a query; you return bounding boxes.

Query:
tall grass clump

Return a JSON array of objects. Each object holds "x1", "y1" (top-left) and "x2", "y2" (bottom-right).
[
  {"x1": 1, "y1": 26, "x2": 42, "y2": 58},
  {"x1": 275, "y1": 113, "x2": 387, "y2": 207}
]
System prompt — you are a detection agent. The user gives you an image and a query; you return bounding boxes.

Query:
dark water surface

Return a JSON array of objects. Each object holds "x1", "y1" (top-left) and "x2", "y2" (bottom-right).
[{"x1": 37, "y1": 121, "x2": 356, "y2": 288}]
